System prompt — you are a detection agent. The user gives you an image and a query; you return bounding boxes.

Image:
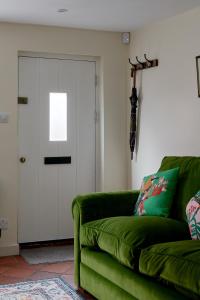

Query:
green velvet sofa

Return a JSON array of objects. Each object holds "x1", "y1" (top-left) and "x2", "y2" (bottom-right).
[{"x1": 72, "y1": 157, "x2": 200, "y2": 300}]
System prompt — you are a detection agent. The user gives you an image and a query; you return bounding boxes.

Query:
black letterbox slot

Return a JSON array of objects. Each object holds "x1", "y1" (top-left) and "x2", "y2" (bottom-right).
[{"x1": 44, "y1": 157, "x2": 71, "y2": 165}]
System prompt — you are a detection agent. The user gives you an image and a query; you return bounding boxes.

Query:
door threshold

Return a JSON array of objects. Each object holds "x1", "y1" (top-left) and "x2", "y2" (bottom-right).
[{"x1": 19, "y1": 238, "x2": 74, "y2": 249}]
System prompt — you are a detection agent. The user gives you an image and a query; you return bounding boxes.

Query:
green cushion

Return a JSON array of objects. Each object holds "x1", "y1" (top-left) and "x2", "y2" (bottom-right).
[
  {"x1": 80, "y1": 216, "x2": 190, "y2": 269},
  {"x1": 139, "y1": 240, "x2": 200, "y2": 296},
  {"x1": 134, "y1": 168, "x2": 179, "y2": 217},
  {"x1": 159, "y1": 156, "x2": 200, "y2": 221}
]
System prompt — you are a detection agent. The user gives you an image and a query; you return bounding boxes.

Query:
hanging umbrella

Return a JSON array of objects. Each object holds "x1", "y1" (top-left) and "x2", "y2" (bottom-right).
[{"x1": 129, "y1": 69, "x2": 138, "y2": 160}]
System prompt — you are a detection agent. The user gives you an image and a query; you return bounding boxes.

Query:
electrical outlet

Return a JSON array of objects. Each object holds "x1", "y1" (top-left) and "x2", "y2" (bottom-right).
[{"x1": 0, "y1": 218, "x2": 8, "y2": 230}]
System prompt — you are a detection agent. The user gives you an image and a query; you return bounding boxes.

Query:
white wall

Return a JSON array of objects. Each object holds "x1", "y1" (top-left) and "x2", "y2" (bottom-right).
[
  {"x1": 130, "y1": 7, "x2": 200, "y2": 189},
  {"x1": 0, "y1": 23, "x2": 128, "y2": 255}
]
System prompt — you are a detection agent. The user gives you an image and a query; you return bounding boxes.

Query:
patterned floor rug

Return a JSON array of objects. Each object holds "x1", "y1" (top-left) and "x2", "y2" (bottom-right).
[{"x1": 0, "y1": 278, "x2": 84, "y2": 300}]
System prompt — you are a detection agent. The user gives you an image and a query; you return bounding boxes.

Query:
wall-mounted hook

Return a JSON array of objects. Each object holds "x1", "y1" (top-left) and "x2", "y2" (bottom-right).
[
  {"x1": 129, "y1": 55, "x2": 158, "y2": 72},
  {"x1": 144, "y1": 54, "x2": 152, "y2": 66},
  {"x1": 129, "y1": 58, "x2": 134, "y2": 67},
  {"x1": 136, "y1": 56, "x2": 145, "y2": 68},
  {"x1": 144, "y1": 54, "x2": 151, "y2": 63}
]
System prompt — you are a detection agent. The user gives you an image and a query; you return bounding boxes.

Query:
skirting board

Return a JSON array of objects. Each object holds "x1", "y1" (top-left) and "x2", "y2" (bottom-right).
[{"x1": 0, "y1": 244, "x2": 19, "y2": 257}]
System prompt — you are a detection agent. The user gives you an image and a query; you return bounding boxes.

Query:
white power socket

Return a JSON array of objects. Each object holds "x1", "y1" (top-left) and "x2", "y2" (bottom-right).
[{"x1": 0, "y1": 218, "x2": 8, "y2": 230}]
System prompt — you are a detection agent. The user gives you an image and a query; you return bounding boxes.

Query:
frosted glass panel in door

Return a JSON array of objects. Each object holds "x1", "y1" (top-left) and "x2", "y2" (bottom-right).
[{"x1": 49, "y1": 92, "x2": 67, "y2": 141}]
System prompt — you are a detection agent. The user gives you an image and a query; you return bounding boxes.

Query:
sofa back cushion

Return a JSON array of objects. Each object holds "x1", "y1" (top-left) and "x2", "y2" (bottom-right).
[{"x1": 159, "y1": 157, "x2": 200, "y2": 222}]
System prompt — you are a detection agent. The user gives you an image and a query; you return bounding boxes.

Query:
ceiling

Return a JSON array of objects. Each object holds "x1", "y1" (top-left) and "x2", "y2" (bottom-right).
[{"x1": 1, "y1": 0, "x2": 200, "y2": 32}]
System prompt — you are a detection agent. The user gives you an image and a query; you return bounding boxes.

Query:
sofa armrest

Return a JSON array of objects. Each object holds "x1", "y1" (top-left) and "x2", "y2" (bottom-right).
[
  {"x1": 72, "y1": 190, "x2": 139, "y2": 224},
  {"x1": 72, "y1": 190, "x2": 139, "y2": 286}
]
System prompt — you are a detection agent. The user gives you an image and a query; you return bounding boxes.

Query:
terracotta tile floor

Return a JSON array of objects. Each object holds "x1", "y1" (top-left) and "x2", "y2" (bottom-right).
[{"x1": 0, "y1": 254, "x2": 94, "y2": 299}]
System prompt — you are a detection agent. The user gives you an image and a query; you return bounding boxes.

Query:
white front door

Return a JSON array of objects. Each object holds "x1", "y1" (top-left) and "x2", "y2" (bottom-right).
[{"x1": 18, "y1": 56, "x2": 96, "y2": 243}]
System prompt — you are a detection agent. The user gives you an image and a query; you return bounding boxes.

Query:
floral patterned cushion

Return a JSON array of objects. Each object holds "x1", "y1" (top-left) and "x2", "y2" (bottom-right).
[
  {"x1": 134, "y1": 168, "x2": 179, "y2": 217},
  {"x1": 186, "y1": 191, "x2": 200, "y2": 240}
]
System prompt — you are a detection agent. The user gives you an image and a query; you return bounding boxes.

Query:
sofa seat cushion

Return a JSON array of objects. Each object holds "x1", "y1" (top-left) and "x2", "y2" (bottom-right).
[
  {"x1": 80, "y1": 216, "x2": 190, "y2": 269},
  {"x1": 139, "y1": 240, "x2": 200, "y2": 296},
  {"x1": 80, "y1": 247, "x2": 188, "y2": 300}
]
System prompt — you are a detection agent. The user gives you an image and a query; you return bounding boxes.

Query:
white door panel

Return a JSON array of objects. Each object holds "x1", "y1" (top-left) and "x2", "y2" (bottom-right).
[{"x1": 18, "y1": 56, "x2": 96, "y2": 243}]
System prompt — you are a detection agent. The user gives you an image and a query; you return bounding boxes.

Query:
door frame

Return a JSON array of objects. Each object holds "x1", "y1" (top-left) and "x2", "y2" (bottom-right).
[{"x1": 17, "y1": 51, "x2": 101, "y2": 213}]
